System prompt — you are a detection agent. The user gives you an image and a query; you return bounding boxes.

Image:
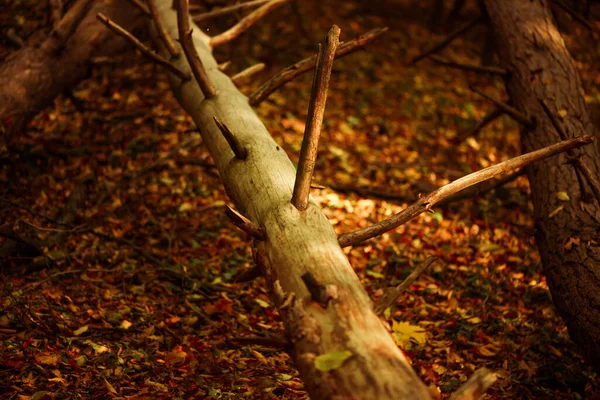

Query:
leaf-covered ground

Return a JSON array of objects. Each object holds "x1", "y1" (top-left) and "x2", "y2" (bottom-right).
[{"x1": 1, "y1": 1, "x2": 600, "y2": 399}]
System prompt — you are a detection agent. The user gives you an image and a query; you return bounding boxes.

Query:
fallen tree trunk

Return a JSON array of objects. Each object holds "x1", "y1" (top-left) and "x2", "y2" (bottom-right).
[
  {"x1": 151, "y1": 1, "x2": 432, "y2": 398},
  {"x1": 484, "y1": 0, "x2": 600, "y2": 369},
  {"x1": 0, "y1": 0, "x2": 143, "y2": 142}
]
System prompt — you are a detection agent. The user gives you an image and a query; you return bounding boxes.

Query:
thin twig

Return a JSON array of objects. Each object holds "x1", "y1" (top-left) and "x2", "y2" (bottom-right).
[
  {"x1": 249, "y1": 27, "x2": 387, "y2": 106},
  {"x1": 412, "y1": 15, "x2": 483, "y2": 64},
  {"x1": 449, "y1": 368, "x2": 497, "y2": 400},
  {"x1": 291, "y1": 26, "x2": 340, "y2": 211},
  {"x1": 210, "y1": 0, "x2": 290, "y2": 48},
  {"x1": 373, "y1": 257, "x2": 438, "y2": 315},
  {"x1": 453, "y1": 107, "x2": 504, "y2": 144},
  {"x1": 428, "y1": 55, "x2": 506, "y2": 76},
  {"x1": 471, "y1": 86, "x2": 534, "y2": 127},
  {"x1": 96, "y1": 13, "x2": 190, "y2": 80},
  {"x1": 176, "y1": 0, "x2": 217, "y2": 98},
  {"x1": 338, "y1": 135, "x2": 594, "y2": 247},
  {"x1": 50, "y1": 0, "x2": 64, "y2": 31},
  {"x1": 193, "y1": 0, "x2": 270, "y2": 23},
  {"x1": 231, "y1": 63, "x2": 266, "y2": 84},
  {"x1": 147, "y1": 0, "x2": 180, "y2": 57}
]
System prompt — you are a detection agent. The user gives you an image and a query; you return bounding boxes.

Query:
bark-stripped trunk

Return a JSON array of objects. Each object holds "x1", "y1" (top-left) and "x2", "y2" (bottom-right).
[
  {"x1": 484, "y1": 0, "x2": 600, "y2": 368},
  {"x1": 0, "y1": 1, "x2": 142, "y2": 141},
  {"x1": 152, "y1": 1, "x2": 432, "y2": 398}
]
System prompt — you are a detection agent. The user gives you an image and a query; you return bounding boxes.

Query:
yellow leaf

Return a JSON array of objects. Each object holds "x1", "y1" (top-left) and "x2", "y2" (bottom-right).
[
  {"x1": 73, "y1": 325, "x2": 88, "y2": 336},
  {"x1": 557, "y1": 109, "x2": 568, "y2": 119},
  {"x1": 165, "y1": 350, "x2": 187, "y2": 365},
  {"x1": 476, "y1": 344, "x2": 500, "y2": 357},
  {"x1": 255, "y1": 299, "x2": 270, "y2": 308},
  {"x1": 392, "y1": 321, "x2": 427, "y2": 348},
  {"x1": 120, "y1": 320, "x2": 132, "y2": 330},
  {"x1": 178, "y1": 202, "x2": 193, "y2": 212},
  {"x1": 35, "y1": 352, "x2": 60, "y2": 366},
  {"x1": 548, "y1": 205, "x2": 564, "y2": 218},
  {"x1": 104, "y1": 378, "x2": 117, "y2": 394},
  {"x1": 556, "y1": 191, "x2": 570, "y2": 201},
  {"x1": 314, "y1": 350, "x2": 353, "y2": 372}
]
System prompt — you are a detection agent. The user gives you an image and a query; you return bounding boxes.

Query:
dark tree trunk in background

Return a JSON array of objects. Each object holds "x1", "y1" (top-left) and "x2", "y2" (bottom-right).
[
  {"x1": 484, "y1": 0, "x2": 600, "y2": 368},
  {"x1": 0, "y1": 1, "x2": 142, "y2": 143}
]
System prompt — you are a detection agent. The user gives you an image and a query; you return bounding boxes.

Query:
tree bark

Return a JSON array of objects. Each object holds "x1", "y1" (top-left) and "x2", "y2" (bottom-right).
[
  {"x1": 0, "y1": 1, "x2": 143, "y2": 142},
  {"x1": 151, "y1": 1, "x2": 432, "y2": 398},
  {"x1": 484, "y1": 0, "x2": 600, "y2": 368}
]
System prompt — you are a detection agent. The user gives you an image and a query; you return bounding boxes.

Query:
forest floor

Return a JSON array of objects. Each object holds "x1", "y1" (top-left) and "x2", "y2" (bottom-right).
[{"x1": 1, "y1": 1, "x2": 600, "y2": 399}]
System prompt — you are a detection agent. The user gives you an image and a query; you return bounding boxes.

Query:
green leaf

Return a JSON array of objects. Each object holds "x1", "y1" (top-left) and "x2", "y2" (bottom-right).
[
  {"x1": 314, "y1": 350, "x2": 353, "y2": 372},
  {"x1": 431, "y1": 212, "x2": 443, "y2": 222},
  {"x1": 255, "y1": 299, "x2": 270, "y2": 308},
  {"x1": 275, "y1": 373, "x2": 293, "y2": 381}
]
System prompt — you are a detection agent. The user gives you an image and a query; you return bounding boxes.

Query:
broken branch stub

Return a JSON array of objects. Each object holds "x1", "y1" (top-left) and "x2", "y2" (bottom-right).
[
  {"x1": 224, "y1": 206, "x2": 265, "y2": 240},
  {"x1": 339, "y1": 135, "x2": 594, "y2": 248},
  {"x1": 291, "y1": 25, "x2": 340, "y2": 211},
  {"x1": 213, "y1": 116, "x2": 248, "y2": 160}
]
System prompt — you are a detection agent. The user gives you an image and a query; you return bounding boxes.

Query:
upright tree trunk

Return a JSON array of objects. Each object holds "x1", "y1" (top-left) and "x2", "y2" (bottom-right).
[
  {"x1": 0, "y1": 1, "x2": 142, "y2": 142},
  {"x1": 484, "y1": 0, "x2": 600, "y2": 368},
  {"x1": 151, "y1": 1, "x2": 432, "y2": 398}
]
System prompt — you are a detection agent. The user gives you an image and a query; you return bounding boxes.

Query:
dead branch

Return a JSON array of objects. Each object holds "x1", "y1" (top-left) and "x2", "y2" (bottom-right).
[
  {"x1": 96, "y1": 13, "x2": 189, "y2": 80},
  {"x1": 539, "y1": 99, "x2": 600, "y2": 202},
  {"x1": 428, "y1": 54, "x2": 506, "y2": 76},
  {"x1": 193, "y1": 0, "x2": 270, "y2": 23},
  {"x1": 209, "y1": 0, "x2": 290, "y2": 48},
  {"x1": 229, "y1": 334, "x2": 289, "y2": 349},
  {"x1": 50, "y1": 0, "x2": 64, "y2": 31},
  {"x1": 249, "y1": 27, "x2": 387, "y2": 106},
  {"x1": 52, "y1": 0, "x2": 92, "y2": 46},
  {"x1": 231, "y1": 63, "x2": 266, "y2": 84},
  {"x1": 470, "y1": 86, "x2": 534, "y2": 127},
  {"x1": 176, "y1": 0, "x2": 217, "y2": 98},
  {"x1": 147, "y1": 0, "x2": 180, "y2": 57},
  {"x1": 411, "y1": 15, "x2": 483, "y2": 64},
  {"x1": 374, "y1": 257, "x2": 438, "y2": 315},
  {"x1": 213, "y1": 116, "x2": 248, "y2": 159},
  {"x1": 292, "y1": 26, "x2": 340, "y2": 211},
  {"x1": 453, "y1": 107, "x2": 504, "y2": 144},
  {"x1": 450, "y1": 368, "x2": 497, "y2": 400},
  {"x1": 338, "y1": 135, "x2": 594, "y2": 248}
]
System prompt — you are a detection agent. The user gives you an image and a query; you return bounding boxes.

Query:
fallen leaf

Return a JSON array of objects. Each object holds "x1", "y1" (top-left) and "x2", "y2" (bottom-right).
[{"x1": 314, "y1": 350, "x2": 353, "y2": 372}]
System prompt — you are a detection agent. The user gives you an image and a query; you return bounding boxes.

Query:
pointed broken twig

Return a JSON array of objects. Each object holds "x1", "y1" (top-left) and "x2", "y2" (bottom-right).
[
  {"x1": 338, "y1": 135, "x2": 594, "y2": 247},
  {"x1": 412, "y1": 15, "x2": 483, "y2": 64},
  {"x1": 471, "y1": 86, "x2": 534, "y2": 127},
  {"x1": 176, "y1": 0, "x2": 217, "y2": 98},
  {"x1": 449, "y1": 368, "x2": 497, "y2": 400},
  {"x1": 225, "y1": 206, "x2": 265, "y2": 240},
  {"x1": 213, "y1": 116, "x2": 248, "y2": 159},
  {"x1": 231, "y1": 63, "x2": 266, "y2": 85},
  {"x1": 210, "y1": 0, "x2": 290, "y2": 48},
  {"x1": 291, "y1": 25, "x2": 341, "y2": 211},
  {"x1": 249, "y1": 27, "x2": 387, "y2": 106},
  {"x1": 374, "y1": 257, "x2": 438, "y2": 315},
  {"x1": 96, "y1": 13, "x2": 190, "y2": 80},
  {"x1": 147, "y1": 0, "x2": 180, "y2": 57},
  {"x1": 428, "y1": 55, "x2": 506, "y2": 76},
  {"x1": 193, "y1": 0, "x2": 270, "y2": 23}
]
